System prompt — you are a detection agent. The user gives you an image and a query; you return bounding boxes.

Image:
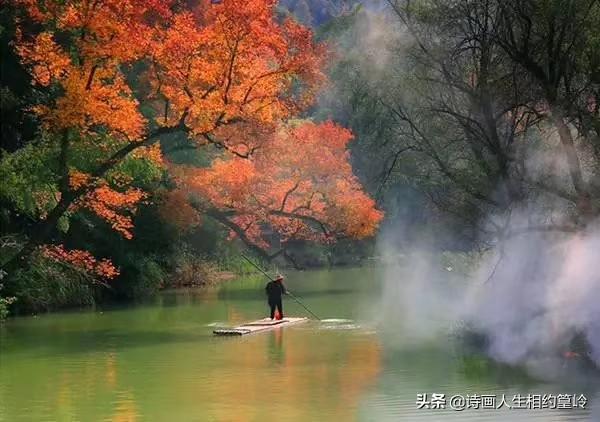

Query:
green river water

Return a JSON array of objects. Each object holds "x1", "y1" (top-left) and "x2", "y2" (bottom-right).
[{"x1": 1, "y1": 267, "x2": 598, "y2": 421}]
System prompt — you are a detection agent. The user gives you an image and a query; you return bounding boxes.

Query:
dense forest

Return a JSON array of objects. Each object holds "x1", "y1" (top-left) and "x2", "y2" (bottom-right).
[
  {"x1": 1, "y1": 0, "x2": 599, "y2": 327},
  {"x1": 0, "y1": 0, "x2": 384, "y2": 316}
]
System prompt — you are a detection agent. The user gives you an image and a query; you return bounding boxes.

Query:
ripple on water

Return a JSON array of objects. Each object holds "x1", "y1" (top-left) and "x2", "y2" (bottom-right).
[
  {"x1": 363, "y1": 393, "x2": 592, "y2": 422},
  {"x1": 320, "y1": 318, "x2": 354, "y2": 323},
  {"x1": 2, "y1": 267, "x2": 598, "y2": 422},
  {"x1": 318, "y1": 318, "x2": 363, "y2": 331}
]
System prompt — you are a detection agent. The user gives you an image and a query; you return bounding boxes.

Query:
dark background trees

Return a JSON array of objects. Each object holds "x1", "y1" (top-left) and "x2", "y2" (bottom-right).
[{"x1": 318, "y1": 0, "x2": 599, "y2": 249}]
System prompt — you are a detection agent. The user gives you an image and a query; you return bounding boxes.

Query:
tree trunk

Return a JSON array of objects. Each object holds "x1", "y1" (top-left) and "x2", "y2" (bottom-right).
[
  {"x1": 1, "y1": 123, "x2": 187, "y2": 279},
  {"x1": 1, "y1": 191, "x2": 75, "y2": 293},
  {"x1": 550, "y1": 106, "x2": 593, "y2": 220}
]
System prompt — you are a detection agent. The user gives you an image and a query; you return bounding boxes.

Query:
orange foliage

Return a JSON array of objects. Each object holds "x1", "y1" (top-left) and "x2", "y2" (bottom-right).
[
  {"x1": 148, "y1": 0, "x2": 326, "y2": 148},
  {"x1": 68, "y1": 181, "x2": 146, "y2": 239},
  {"x1": 15, "y1": 1, "x2": 379, "y2": 260},
  {"x1": 41, "y1": 244, "x2": 120, "y2": 279},
  {"x1": 15, "y1": 31, "x2": 71, "y2": 86},
  {"x1": 132, "y1": 144, "x2": 164, "y2": 167},
  {"x1": 185, "y1": 120, "x2": 383, "y2": 246},
  {"x1": 69, "y1": 170, "x2": 91, "y2": 190},
  {"x1": 159, "y1": 189, "x2": 201, "y2": 231},
  {"x1": 15, "y1": 0, "x2": 153, "y2": 139},
  {"x1": 68, "y1": 168, "x2": 147, "y2": 239},
  {"x1": 82, "y1": 185, "x2": 146, "y2": 239},
  {"x1": 17, "y1": 0, "x2": 326, "y2": 144}
]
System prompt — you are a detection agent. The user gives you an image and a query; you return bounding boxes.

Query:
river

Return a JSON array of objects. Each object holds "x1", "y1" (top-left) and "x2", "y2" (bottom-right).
[{"x1": 0, "y1": 267, "x2": 598, "y2": 421}]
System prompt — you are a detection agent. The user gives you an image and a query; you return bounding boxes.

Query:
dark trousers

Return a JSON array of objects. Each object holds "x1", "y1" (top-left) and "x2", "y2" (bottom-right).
[{"x1": 269, "y1": 299, "x2": 283, "y2": 319}]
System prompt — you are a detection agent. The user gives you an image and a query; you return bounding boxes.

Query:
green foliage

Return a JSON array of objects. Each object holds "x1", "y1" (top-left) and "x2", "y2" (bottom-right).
[
  {"x1": 218, "y1": 253, "x2": 262, "y2": 275},
  {"x1": 113, "y1": 155, "x2": 164, "y2": 190},
  {"x1": 0, "y1": 141, "x2": 60, "y2": 219},
  {"x1": 0, "y1": 271, "x2": 17, "y2": 321},
  {"x1": 161, "y1": 134, "x2": 215, "y2": 167},
  {"x1": 0, "y1": 131, "x2": 165, "y2": 227},
  {"x1": 66, "y1": 133, "x2": 123, "y2": 172},
  {"x1": 0, "y1": 296, "x2": 14, "y2": 320},
  {"x1": 8, "y1": 253, "x2": 97, "y2": 314},
  {"x1": 286, "y1": 242, "x2": 330, "y2": 267},
  {"x1": 0, "y1": 235, "x2": 24, "y2": 266},
  {"x1": 166, "y1": 248, "x2": 222, "y2": 288},
  {"x1": 114, "y1": 254, "x2": 165, "y2": 299},
  {"x1": 65, "y1": 132, "x2": 166, "y2": 190}
]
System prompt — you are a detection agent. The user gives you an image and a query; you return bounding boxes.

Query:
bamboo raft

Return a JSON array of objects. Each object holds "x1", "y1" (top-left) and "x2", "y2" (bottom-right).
[{"x1": 213, "y1": 317, "x2": 308, "y2": 336}]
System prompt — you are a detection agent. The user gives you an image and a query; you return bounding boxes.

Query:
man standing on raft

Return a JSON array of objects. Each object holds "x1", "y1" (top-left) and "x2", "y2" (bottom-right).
[{"x1": 265, "y1": 275, "x2": 287, "y2": 320}]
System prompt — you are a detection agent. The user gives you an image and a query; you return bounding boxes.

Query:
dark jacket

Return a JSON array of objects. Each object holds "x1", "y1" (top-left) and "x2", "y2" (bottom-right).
[{"x1": 265, "y1": 280, "x2": 286, "y2": 302}]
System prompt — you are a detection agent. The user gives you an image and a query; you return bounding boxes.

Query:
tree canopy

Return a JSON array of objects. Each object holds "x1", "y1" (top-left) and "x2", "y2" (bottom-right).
[{"x1": 1, "y1": 0, "x2": 381, "y2": 290}]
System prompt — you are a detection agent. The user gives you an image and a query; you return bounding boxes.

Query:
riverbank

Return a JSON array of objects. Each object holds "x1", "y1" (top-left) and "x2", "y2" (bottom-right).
[
  {"x1": 0, "y1": 254, "x2": 244, "y2": 320},
  {"x1": 0, "y1": 248, "x2": 478, "y2": 320}
]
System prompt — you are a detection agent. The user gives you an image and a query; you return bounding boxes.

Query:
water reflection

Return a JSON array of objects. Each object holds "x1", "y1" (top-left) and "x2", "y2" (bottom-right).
[
  {"x1": 110, "y1": 391, "x2": 139, "y2": 422},
  {"x1": 268, "y1": 328, "x2": 285, "y2": 366},
  {"x1": 204, "y1": 325, "x2": 381, "y2": 421},
  {"x1": 1, "y1": 267, "x2": 598, "y2": 421}
]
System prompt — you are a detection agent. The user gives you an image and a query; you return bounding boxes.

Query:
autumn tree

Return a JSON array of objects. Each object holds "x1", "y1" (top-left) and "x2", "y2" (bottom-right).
[
  {"x1": 175, "y1": 120, "x2": 383, "y2": 259},
  {"x1": 3, "y1": 0, "x2": 381, "y2": 281}
]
